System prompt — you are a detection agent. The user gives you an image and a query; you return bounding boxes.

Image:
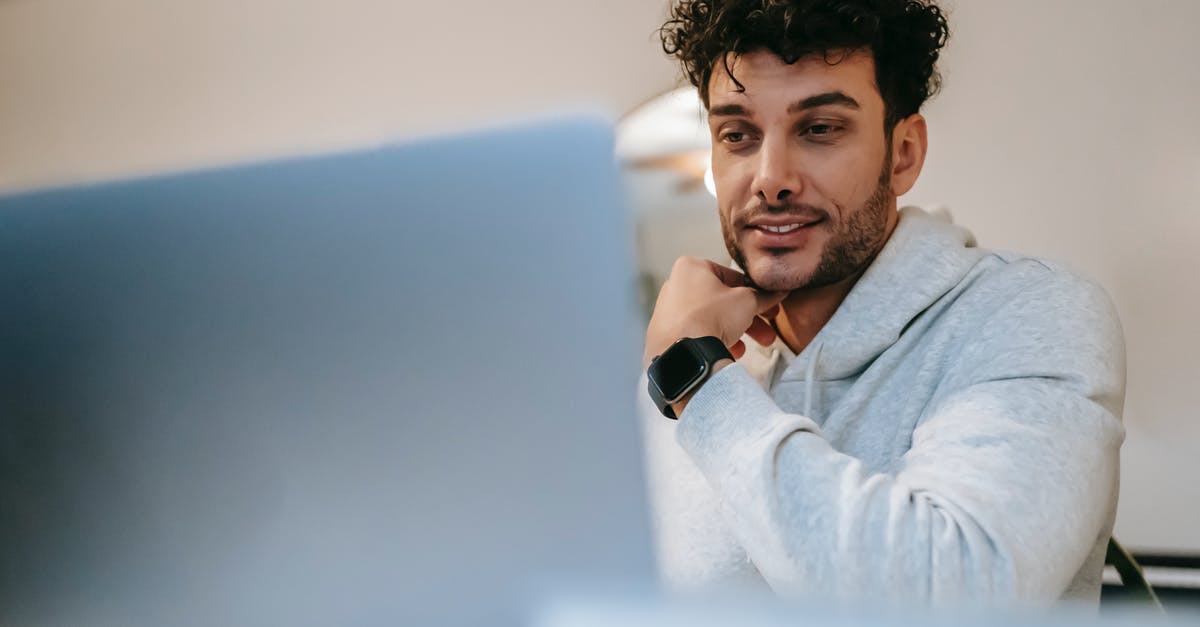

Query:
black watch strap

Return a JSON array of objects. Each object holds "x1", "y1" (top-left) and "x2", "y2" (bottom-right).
[
  {"x1": 646, "y1": 336, "x2": 733, "y2": 420},
  {"x1": 688, "y1": 335, "x2": 733, "y2": 367}
]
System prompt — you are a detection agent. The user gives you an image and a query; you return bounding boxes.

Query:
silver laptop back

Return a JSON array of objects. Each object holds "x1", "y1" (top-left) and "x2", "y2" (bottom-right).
[{"x1": 0, "y1": 116, "x2": 653, "y2": 625}]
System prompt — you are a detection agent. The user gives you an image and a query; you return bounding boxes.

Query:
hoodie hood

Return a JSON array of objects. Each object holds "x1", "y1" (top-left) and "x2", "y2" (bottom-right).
[{"x1": 768, "y1": 206, "x2": 987, "y2": 383}]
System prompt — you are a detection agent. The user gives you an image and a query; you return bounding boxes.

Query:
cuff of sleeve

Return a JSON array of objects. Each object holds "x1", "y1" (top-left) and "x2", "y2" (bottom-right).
[{"x1": 675, "y1": 363, "x2": 821, "y2": 477}]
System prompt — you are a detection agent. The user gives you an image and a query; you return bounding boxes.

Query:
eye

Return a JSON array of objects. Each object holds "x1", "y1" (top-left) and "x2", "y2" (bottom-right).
[
  {"x1": 721, "y1": 131, "x2": 746, "y2": 144},
  {"x1": 805, "y1": 123, "x2": 840, "y2": 136}
]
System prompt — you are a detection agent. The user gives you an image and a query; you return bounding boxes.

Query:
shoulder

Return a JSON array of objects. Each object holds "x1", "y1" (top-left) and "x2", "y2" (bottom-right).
[
  {"x1": 958, "y1": 250, "x2": 1121, "y2": 337},
  {"x1": 939, "y1": 251, "x2": 1126, "y2": 411}
]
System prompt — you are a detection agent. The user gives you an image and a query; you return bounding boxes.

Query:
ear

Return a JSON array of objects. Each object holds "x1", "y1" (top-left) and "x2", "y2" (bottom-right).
[{"x1": 888, "y1": 113, "x2": 928, "y2": 197}]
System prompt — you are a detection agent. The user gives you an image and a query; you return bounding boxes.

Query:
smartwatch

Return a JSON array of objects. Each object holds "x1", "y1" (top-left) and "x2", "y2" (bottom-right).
[{"x1": 646, "y1": 336, "x2": 733, "y2": 419}]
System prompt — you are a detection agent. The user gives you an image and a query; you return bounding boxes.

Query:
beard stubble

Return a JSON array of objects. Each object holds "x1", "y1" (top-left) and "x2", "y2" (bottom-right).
[{"x1": 720, "y1": 149, "x2": 894, "y2": 292}]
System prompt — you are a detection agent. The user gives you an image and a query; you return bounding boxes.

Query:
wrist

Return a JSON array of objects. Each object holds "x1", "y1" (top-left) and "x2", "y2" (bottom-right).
[
  {"x1": 646, "y1": 337, "x2": 733, "y2": 420},
  {"x1": 646, "y1": 325, "x2": 718, "y2": 367},
  {"x1": 668, "y1": 357, "x2": 733, "y2": 417},
  {"x1": 643, "y1": 326, "x2": 705, "y2": 360}
]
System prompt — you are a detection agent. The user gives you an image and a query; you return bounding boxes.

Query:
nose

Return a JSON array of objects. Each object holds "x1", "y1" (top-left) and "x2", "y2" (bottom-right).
[{"x1": 751, "y1": 134, "x2": 801, "y2": 205}]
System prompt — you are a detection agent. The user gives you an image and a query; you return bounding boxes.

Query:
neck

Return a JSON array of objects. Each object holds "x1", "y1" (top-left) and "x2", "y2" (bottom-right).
[
  {"x1": 772, "y1": 272, "x2": 861, "y2": 355},
  {"x1": 773, "y1": 208, "x2": 900, "y2": 355}
]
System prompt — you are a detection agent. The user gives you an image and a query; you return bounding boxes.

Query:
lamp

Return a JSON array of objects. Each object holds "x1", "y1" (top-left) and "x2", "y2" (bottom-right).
[
  {"x1": 617, "y1": 87, "x2": 727, "y2": 317},
  {"x1": 617, "y1": 87, "x2": 713, "y2": 197}
]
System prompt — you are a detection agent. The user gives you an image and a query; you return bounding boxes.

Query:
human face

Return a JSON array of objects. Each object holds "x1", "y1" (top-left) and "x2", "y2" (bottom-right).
[{"x1": 708, "y1": 49, "x2": 898, "y2": 292}]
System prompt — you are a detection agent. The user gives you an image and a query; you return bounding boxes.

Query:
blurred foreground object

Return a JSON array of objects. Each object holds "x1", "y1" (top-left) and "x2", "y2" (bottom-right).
[
  {"x1": 0, "y1": 115, "x2": 652, "y2": 626},
  {"x1": 532, "y1": 587, "x2": 1196, "y2": 627}
]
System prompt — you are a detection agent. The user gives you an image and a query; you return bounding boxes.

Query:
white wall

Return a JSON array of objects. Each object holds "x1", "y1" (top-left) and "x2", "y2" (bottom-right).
[
  {"x1": 2, "y1": 0, "x2": 1196, "y2": 553},
  {"x1": 905, "y1": 0, "x2": 1200, "y2": 552}
]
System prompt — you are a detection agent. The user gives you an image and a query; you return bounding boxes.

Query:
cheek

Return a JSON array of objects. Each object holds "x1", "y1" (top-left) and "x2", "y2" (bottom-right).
[
  {"x1": 712, "y1": 181, "x2": 738, "y2": 225},
  {"x1": 713, "y1": 160, "x2": 752, "y2": 210},
  {"x1": 806, "y1": 153, "x2": 878, "y2": 215}
]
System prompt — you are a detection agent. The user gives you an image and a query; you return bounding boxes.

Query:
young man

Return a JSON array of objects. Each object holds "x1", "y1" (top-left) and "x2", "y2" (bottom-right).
[{"x1": 641, "y1": 0, "x2": 1125, "y2": 604}]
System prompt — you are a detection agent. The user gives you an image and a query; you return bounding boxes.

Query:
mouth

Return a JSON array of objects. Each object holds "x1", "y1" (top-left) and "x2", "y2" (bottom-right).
[
  {"x1": 752, "y1": 221, "x2": 815, "y2": 233},
  {"x1": 744, "y1": 217, "x2": 825, "y2": 247}
]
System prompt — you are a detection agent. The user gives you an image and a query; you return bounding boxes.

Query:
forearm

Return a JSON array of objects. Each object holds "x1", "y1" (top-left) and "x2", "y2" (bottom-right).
[
  {"x1": 675, "y1": 364, "x2": 1120, "y2": 603},
  {"x1": 640, "y1": 386, "x2": 766, "y2": 589}
]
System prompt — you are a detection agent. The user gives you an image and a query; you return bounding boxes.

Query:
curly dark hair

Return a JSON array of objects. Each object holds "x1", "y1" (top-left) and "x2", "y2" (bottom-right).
[{"x1": 660, "y1": 0, "x2": 950, "y2": 129}]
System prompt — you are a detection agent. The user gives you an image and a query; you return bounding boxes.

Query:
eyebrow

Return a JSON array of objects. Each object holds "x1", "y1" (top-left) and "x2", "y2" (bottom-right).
[
  {"x1": 708, "y1": 91, "x2": 862, "y2": 118},
  {"x1": 789, "y1": 91, "x2": 861, "y2": 113}
]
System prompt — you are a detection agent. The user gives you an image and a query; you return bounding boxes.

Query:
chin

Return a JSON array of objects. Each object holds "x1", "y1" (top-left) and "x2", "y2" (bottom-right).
[
  {"x1": 751, "y1": 274, "x2": 811, "y2": 292},
  {"x1": 745, "y1": 254, "x2": 818, "y2": 292}
]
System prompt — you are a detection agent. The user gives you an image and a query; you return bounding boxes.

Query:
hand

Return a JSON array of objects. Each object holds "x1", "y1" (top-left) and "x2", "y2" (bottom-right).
[{"x1": 644, "y1": 257, "x2": 787, "y2": 369}]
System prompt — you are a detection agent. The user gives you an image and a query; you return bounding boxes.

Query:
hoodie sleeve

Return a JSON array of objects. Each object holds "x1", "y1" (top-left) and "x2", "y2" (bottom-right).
[{"x1": 673, "y1": 270, "x2": 1126, "y2": 603}]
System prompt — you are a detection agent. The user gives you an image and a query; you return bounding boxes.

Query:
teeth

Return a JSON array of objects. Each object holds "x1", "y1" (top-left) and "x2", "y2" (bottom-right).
[{"x1": 763, "y1": 223, "x2": 802, "y2": 233}]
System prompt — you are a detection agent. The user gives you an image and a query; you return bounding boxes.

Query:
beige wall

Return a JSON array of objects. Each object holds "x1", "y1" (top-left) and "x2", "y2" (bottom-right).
[
  {"x1": 0, "y1": 0, "x2": 678, "y2": 191},
  {"x1": 2, "y1": 0, "x2": 1197, "y2": 552}
]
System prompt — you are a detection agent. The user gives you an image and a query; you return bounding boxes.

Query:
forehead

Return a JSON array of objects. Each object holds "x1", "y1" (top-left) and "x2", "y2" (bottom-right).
[{"x1": 707, "y1": 48, "x2": 880, "y2": 111}]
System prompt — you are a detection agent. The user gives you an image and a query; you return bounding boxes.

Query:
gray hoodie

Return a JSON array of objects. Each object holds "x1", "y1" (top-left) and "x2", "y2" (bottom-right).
[{"x1": 641, "y1": 207, "x2": 1125, "y2": 605}]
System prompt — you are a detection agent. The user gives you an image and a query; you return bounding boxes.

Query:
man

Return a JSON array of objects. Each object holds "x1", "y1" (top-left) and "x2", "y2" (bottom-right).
[{"x1": 640, "y1": 0, "x2": 1125, "y2": 605}]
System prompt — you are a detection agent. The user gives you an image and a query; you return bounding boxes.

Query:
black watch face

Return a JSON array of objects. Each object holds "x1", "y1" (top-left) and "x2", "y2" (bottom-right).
[{"x1": 648, "y1": 342, "x2": 706, "y2": 401}]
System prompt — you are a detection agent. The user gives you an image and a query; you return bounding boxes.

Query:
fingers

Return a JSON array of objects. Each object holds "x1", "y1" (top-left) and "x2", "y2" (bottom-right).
[
  {"x1": 755, "y1": 290, "x2": 788, "y2": 314},
  {"x1": 744, "y1": 314, "x2": 777, "y2": 347},
  {"x1": 654, "y1": 257, "x2": 788, "y2": 357}
]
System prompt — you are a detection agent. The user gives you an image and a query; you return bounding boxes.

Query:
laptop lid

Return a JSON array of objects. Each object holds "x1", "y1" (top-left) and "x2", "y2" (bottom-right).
[{"x1": 0, "y1": 115, "x2": 653, "y2": 625}]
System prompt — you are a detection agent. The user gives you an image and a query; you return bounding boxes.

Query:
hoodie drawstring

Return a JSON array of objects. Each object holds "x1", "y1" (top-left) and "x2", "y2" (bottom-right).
[{"x1": 803, "y1": 340, "x2": 824, "y2": 419}]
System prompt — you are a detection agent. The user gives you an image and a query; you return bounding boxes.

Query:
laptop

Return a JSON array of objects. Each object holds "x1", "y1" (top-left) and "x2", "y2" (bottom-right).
[{"x1": 0, "y1": 115, "x2": 654, "y2": 625}]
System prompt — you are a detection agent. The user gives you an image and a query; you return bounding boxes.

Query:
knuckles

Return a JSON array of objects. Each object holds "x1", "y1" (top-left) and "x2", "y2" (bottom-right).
[{"x1": 669, "y1": 255, "x2": 705, "y2": 275}]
